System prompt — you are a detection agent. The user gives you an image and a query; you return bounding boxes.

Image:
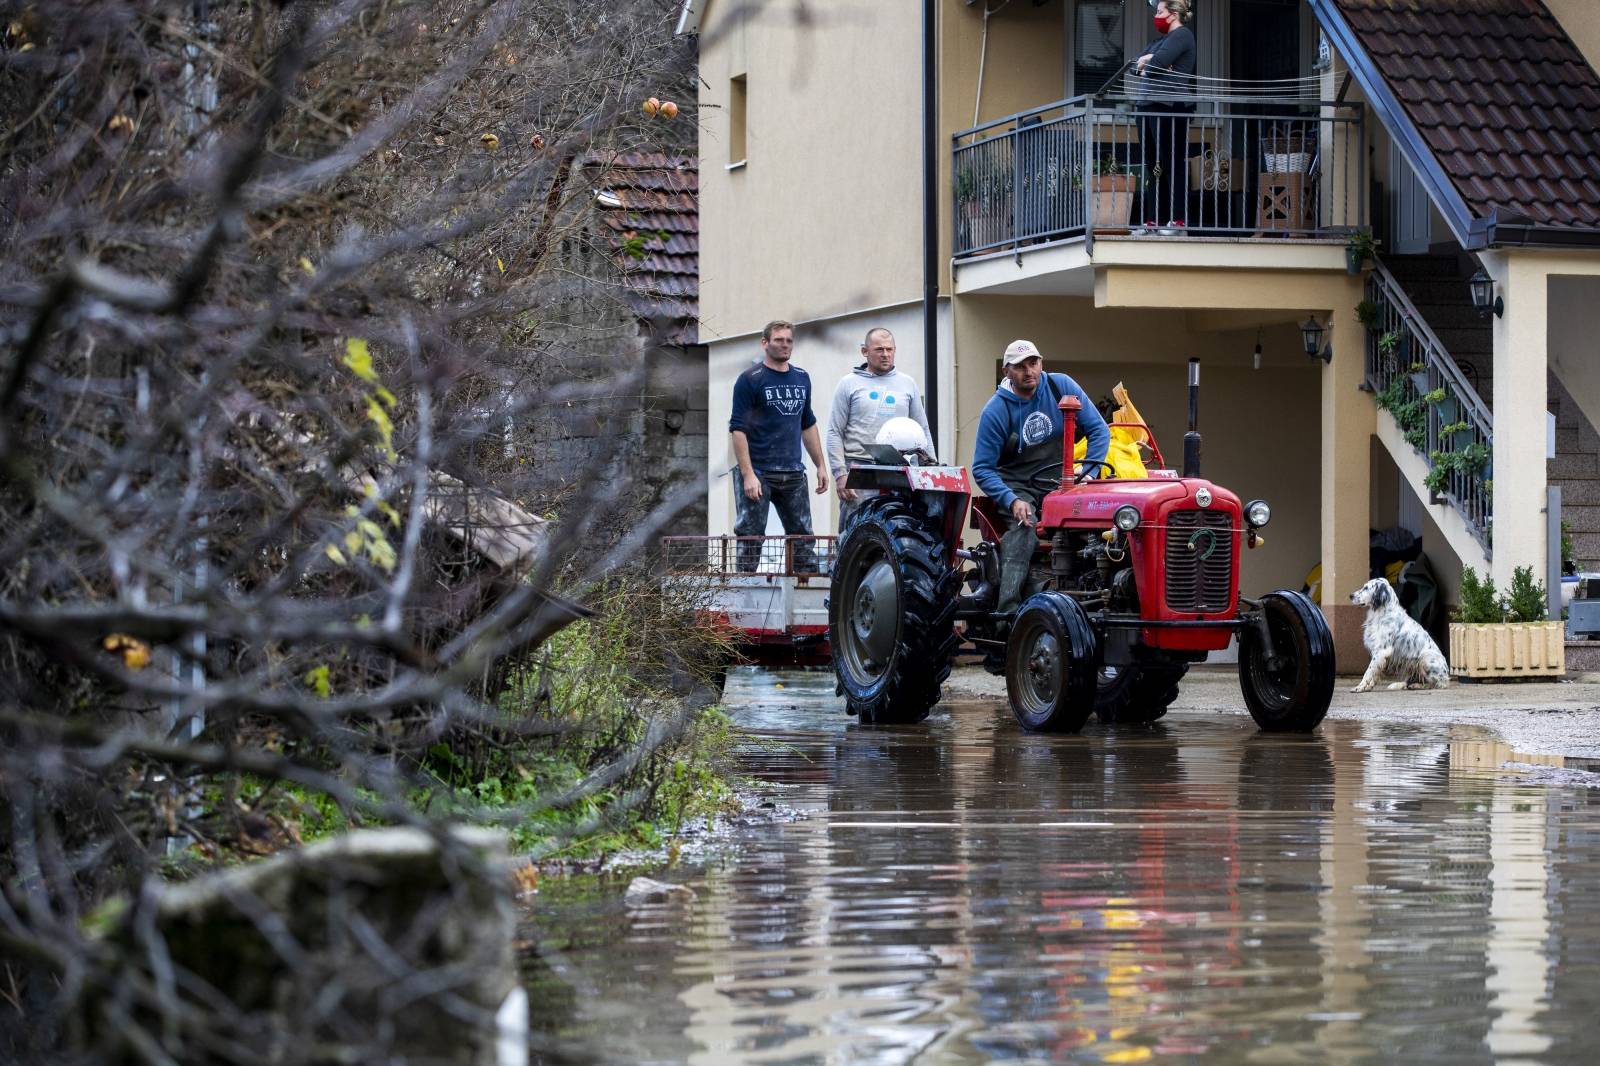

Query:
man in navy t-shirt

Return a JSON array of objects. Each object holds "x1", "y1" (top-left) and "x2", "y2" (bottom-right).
[{"x1": 729, "y1": 320, "x2": 829, "y2": 572}]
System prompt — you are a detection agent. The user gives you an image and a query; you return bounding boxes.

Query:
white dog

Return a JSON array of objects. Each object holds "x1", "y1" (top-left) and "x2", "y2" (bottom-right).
[{"x1": 1349, "y1": 577, "x2": 1450, "y2": 692}]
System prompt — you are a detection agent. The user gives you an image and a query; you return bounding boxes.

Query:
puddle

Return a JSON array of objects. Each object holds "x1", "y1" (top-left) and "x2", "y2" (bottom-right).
[{"x1": 526, "y1": 667, "x2": 1600, "y2": 1064}]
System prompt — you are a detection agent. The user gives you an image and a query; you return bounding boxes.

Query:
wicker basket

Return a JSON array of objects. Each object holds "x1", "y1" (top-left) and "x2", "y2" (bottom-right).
[{"x1": 1264, "y1": 134, "x2": 1311, "y2": 174}]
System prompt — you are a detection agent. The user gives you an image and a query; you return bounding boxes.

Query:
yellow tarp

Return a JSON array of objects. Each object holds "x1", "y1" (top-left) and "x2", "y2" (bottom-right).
[{"x1": 1073, "y1": 382, "x2": 1152, "y2": 479}]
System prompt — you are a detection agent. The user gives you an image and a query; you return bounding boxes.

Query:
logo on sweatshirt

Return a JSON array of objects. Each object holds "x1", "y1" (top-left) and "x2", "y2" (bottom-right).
[
  {"x1": 763, "y1": 385, "x2": 807, "y2": 416},
  {"x1": 1021, "y1": 411, "x2": 1053, "y2": 446}
]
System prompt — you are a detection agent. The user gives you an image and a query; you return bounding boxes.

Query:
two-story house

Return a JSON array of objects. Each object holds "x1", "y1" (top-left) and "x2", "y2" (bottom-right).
[{"x1": 682, "y1": 0, "x2": 1600, "y2": 670}]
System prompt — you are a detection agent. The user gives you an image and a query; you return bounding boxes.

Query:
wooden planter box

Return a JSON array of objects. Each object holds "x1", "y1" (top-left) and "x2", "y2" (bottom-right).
[{"x1": 1449, "y1": 621, "x2": 1565, "y2": 679}]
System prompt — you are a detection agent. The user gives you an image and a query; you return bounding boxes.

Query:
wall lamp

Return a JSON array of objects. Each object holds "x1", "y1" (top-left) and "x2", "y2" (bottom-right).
[
  {"x1": 1300, "y1": 315, "x2": 1332, "y2": 364},
  {"x1": 1468, "y1": 269, "x2": 1504, "y2": 318}
]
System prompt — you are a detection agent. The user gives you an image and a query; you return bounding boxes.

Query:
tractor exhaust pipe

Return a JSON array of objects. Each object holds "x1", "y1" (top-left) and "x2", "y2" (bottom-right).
[
  {"x1": 1058, "y1": 394, "x2": 1081, "y2": 487},
  {"x1": 1183, "y1": 357, "x2": 1202, "y2": 478}
]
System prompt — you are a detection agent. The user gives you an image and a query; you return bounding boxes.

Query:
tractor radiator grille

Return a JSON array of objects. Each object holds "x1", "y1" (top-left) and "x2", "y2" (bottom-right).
[{"x1": 1164, "y1": 510, "x2": 1234, "y2": 613}]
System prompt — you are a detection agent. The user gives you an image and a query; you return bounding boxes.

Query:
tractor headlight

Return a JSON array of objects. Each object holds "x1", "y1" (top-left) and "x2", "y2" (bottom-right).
[
  {"x1": 1245, "y1": 499, "x2": 1271, "y2": 528},
  {"x1": 1113, "y1": 505, "x2": 1141, "y2": 532}
]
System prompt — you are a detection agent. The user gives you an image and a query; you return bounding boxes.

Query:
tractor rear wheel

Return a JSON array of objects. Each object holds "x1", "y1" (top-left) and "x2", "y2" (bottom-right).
[
  {"x1": 1006, "y1": 591, "x2": 1099, "y2": 733},
  {"x1": 1094, "y1": 664, "x2": 1187, "y2": 725},
  {"x1": 1239, "y1": 590, "x2": 1335, "y2": 732},
  {"x1": 829, "y1": 496, "x2": 960, "y2": 724}
]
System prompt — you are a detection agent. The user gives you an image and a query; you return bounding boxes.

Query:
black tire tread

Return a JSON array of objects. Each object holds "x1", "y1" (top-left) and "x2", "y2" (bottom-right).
[
  {"x1": 1239, "y1": 590, "x2": 1336, "y2": 733},
  {"x1": 1006, "y1": 591, "x2": 1099, "y2": 733},
  {"x1": 1094, "y1": 664, "x2": 1187, "y2": 725},
  {"x1": 831, "y1": 497, "x2": 960, "y2": 724}
]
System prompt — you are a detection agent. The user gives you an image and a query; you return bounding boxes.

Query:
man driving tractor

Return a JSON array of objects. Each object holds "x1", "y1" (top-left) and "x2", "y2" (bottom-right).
[{"x1": 971, "y1": 339, "x2": 1110, "y2": 612}]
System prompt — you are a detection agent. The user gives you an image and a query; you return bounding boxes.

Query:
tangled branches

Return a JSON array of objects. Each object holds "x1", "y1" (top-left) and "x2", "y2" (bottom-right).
[{"x1": 0, "y1": 1, "x2": 711, "y2": 1060}]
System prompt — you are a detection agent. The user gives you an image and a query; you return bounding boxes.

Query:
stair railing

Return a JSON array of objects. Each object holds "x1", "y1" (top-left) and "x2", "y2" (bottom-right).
[{"x1": 1364, "y1": 260, "x2": 1493, "y2": 552}]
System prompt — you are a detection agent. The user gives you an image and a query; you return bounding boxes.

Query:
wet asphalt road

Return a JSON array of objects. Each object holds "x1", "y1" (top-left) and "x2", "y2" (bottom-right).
[{"x1": 528, "y1": 667, "x2": 1600, "y2": 1064}]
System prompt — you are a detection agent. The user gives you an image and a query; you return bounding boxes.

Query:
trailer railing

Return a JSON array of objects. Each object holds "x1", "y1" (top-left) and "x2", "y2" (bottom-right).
[{"x1": 661, "y1": 535, "x2": 837, "y2": 578}]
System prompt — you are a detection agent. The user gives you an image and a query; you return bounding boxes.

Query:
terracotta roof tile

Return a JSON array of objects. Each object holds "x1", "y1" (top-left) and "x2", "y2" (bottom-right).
[
  {"x1": 580, "y1": 153, "x2": 699, "y2": 344},
  {"x1": 1333, "y1": 0, "x2": 1600, "y2": 231}
]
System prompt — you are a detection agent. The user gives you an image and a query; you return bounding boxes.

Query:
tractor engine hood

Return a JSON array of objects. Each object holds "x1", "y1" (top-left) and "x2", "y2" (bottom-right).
[{"x1": 1038, "y1": 478, "x2": 1242, "y2": 531}]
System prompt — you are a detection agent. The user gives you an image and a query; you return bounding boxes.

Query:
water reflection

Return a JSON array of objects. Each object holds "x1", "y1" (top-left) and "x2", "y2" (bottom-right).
[{"x1": 528, "y1": 669, "x2": 1600, "y2": 1064}]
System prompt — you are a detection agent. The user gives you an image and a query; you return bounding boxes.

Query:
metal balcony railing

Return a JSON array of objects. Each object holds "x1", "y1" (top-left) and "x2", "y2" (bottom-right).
[
  {"x1": 1365, "y1": 260, "x2": 1494, "y2": 552},
  {"x1": 952, "y1": 84, "x2": 1365, "y2": 257}
]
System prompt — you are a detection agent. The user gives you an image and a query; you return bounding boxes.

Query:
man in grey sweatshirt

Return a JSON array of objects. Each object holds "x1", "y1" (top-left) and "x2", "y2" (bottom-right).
[{"x1": 826, "y1": 327, "x2": 935, "y2": 525}]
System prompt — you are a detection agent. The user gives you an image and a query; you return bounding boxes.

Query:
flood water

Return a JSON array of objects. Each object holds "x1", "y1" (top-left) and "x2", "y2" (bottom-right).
[{"x1": 527, "y1": 667, "x2": 1600, "y2": 1064}]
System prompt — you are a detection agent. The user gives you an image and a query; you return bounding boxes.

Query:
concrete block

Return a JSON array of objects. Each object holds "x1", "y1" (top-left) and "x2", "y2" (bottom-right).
[
  {"x1": 1561, "y1": 504, "x2": 1600, "y2": 534},
  {"x1": 1565, "y1": 639, "x2": 1600, "y2": 674},
  {"x1": 1550, "y1": 452, "x2": 1600, "y2": 479},
  {"x1": 669, "y1": 434, "x2": 707, "y2": 460},
  {"x1": 1554, "y1": 479, "x2": 1600, "y2": 506},
  {"x1": 1570, "y1": 531, "x2": 1600, "y2": 563}
]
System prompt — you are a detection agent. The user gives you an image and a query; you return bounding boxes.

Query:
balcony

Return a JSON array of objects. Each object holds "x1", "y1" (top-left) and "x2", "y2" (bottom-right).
[{"x1": 952, "y1": 86, "x2": 1366, "y2": 260}]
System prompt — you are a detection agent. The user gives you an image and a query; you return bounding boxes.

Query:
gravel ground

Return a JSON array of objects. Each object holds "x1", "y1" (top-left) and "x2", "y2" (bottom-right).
[{"x1": 943, "y1": 662, "x2": 1600, "y2": 761}]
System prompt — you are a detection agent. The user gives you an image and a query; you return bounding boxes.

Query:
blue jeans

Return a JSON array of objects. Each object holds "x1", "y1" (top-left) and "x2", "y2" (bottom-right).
[{"x1": 734, "y1": 469, "x2": 817, "y2": 573}]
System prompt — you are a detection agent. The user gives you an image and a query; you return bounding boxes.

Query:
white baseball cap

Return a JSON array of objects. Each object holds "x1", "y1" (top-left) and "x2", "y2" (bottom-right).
[{"x1": 1002, "y1": 339, "x2": 1042, "y2": 366}]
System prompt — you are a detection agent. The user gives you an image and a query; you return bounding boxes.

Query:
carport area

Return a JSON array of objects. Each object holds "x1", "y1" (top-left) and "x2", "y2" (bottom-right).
[{"x1": 949, "y1": 260, "x2": 1371, "y2": 666}]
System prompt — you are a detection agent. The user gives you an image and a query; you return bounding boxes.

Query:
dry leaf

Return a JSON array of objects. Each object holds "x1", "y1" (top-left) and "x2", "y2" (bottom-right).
[{"x1": 102, "y1": 633, "x2": 151, "y2": 671}]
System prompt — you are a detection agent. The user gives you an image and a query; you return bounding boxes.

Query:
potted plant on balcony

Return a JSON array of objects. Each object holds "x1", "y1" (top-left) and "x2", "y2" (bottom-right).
[
  {"x1": 1449, "y1": 566, "x2": 1565, "y2": 679},
  {"x1": 1345, "y1": 230, "x2": 1379, "y2": 274},
  {"x1": 955, "y1": 163, "x2": 981, "y2": 251},
  {"x1": 1355, "y1": 298, "x2": 1380, "y2": 331},
  {"x1": 1090, "y1": 158, "x2": 1136, "y2": 231}
]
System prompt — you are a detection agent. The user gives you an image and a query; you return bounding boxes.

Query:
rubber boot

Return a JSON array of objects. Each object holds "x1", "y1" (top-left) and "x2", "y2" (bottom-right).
[{"x1": 995, "y1": 524, "x2": 1037, "y2": 615}]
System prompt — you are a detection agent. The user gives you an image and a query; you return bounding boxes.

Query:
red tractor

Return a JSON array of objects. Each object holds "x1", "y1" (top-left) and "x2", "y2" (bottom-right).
[{"x1": 829, "y1": 360, "x2": 1334, "y2": 733}]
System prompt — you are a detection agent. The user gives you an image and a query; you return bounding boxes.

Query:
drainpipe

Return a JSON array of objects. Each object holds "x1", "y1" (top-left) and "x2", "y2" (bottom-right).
[{"x1": 922, "y1": 0, "x2": 940, "y2": 447}]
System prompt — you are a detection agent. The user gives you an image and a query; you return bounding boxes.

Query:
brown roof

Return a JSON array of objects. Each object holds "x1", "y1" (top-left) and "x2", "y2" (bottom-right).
[
  {"x1": 582, "y1": 152, "x2": 699, "y2": 344},
  {"x1": 1332, "y1": 0, "x2": 1600, "y2": 232}
]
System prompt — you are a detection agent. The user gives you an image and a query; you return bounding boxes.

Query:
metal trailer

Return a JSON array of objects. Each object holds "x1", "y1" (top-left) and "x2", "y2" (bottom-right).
[{"x1": 660, "y1": 534, "x2": 836, "y2": 667}]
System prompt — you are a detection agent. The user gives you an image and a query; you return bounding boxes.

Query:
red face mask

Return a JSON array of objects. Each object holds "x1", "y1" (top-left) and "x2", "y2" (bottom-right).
[{"x1": 1154, "y1": 11, "x2": 1174, "y2": 33}]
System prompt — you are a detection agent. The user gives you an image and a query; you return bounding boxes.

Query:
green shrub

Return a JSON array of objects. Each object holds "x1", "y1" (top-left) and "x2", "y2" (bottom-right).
[
  {"x1": 1506, "y1": 565, "x2": 1548, "y2": 623},
  {"x1": 1456, "y1": 566, "x2": 1503, "y2": 624},
  {"x1": 1456, "y1": 565, "x2": 1548, "y2": 624}
]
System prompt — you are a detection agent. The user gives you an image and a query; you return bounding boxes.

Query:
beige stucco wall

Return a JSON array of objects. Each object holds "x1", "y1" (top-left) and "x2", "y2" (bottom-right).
[
  {"x1": 1544, "y1": 0, "x2": 1600, "y2": 74},
  {"x1": 951, "y1": 295, "x2": 1322, "y2": 597},
  {"x1": 694, "y1": 0, "x2": 923, "y2": 339}
]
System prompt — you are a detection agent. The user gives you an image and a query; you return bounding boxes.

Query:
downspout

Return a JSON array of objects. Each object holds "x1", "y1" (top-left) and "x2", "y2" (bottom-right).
[{"x1": 922, "y1": 0, "x2": 940, "y2": 446}]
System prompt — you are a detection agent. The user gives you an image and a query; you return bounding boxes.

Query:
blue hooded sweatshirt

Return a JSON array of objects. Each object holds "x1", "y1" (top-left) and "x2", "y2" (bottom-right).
[{"x1": 972, "y1": 372, "x2": 1110, "y2": 510}]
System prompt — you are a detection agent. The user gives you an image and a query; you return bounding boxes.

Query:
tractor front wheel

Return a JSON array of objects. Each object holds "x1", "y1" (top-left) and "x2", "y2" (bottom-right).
[
  {"x1": 829, "y1": 497, "x2": 960, "y2": 724},
  {"x1": 1094, "y1": 663, "x2": 1187, "y2": 726},
  {"x1": 1006, "y1": 592, "x2": 1099, "y2": 733},
  {"x1": 1239, "y1": 590, "x2": 1335, "y2": 732}
]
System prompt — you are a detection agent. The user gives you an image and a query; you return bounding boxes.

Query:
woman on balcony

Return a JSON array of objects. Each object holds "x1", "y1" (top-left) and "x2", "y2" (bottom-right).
[{"x1": 1134, "y1": 0, "x2": 1197, "y2": 229}]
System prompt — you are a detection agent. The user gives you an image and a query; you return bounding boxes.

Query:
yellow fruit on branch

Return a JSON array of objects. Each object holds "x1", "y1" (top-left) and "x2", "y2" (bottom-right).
[
  {"x1": 642, "y1": 96, "x2": 661, "y2": 116},
  {"x1": 659, "y1": 101, "x2": 679, "y2": 119}
]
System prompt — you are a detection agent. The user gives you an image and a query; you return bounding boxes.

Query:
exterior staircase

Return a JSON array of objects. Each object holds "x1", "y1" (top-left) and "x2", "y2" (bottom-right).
[
  {"x1": 1380, "y1": 254, "x2": 1492, "y2": 402},
  {"x1": 1551, "y1": 378, "x2": 1600, "y2": 675},
  {"x1": 1551, "y1": 376, "x2": 1600, "y2": 572},
  {"x1": 1380, "y1": 255, "x2": 1600, "y2": 673},
  {"x1": 1364, "y1": 255, "x2": 1493, "y2": 576}
]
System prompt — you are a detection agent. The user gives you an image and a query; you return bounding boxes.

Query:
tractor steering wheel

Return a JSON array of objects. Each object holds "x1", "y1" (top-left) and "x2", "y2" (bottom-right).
[{"x1": 1074, "y1": 460, "x2": 1117, "y2": 484}]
